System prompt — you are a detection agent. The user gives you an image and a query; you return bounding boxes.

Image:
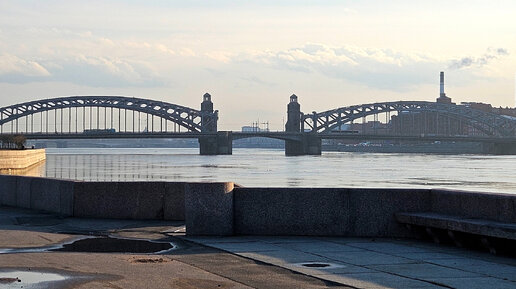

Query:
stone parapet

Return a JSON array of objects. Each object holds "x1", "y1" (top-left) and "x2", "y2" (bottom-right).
[
  {"x1": 1, "y1": 174, "x2": 515, "y2": 239},
  {"x1": 185, "y1": 182, "x2": 234, "y2": 236}
]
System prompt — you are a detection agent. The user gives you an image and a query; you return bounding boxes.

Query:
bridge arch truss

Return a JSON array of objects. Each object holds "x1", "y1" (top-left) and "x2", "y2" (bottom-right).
[
  {"x1": 302, "y1": 101, "x2": 516, "y2": 137},
  {"x1": 0, "y1": 96, "x2": 217, "y2": 134}
]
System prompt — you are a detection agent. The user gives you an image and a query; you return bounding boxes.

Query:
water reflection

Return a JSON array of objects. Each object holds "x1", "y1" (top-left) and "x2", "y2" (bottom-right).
[
  {"x1": 0, "y1": 270, "x2": 66, "y2": 286},
  {"x1": 5, "y1": 148, "x2": 516, "y2": 194}
]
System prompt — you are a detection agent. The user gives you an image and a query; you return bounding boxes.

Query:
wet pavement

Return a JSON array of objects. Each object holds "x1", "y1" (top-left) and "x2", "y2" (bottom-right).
[
  {"x1": 0, "y1": 269, "x2": 67, "y2": 289},
  {"x1": 53, "y1": 237, "x2": 175, "y2": 254},
  {"x1": 0, "y1": 206, "x2": 348, "y2": 288},
  {"x1": 1, "y1": 206, "x2": 515, "y2": 288}
]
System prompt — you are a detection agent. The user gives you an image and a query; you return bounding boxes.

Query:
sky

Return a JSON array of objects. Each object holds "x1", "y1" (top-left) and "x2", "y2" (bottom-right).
[{"x1": 0, "y1": 0, "x2": 515, "y2": 130}]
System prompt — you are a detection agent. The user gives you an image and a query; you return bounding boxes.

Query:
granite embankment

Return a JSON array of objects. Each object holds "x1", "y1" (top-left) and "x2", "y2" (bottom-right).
[
  {"x1": 0, "y1": 149, "x2": 45, "y2": 170},
  {"x1": 0, "y1": 176, "x2": 185, "y2": 220},
  {"x1": 1, "y1": 175, "x2": 515, "y2": 240}
]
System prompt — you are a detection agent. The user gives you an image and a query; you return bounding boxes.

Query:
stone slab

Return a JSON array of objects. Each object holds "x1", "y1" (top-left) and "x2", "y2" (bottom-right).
[
  {"x1": 233, "y1": 187, "x2": 431, "y2": 237},
  {"x1": 73, "y1": 182, "x2": 165, "y2": 219},
  {"x1": 233, "y1": 187, "x2": 353, "y2": 236},
  {"x1": 30, "y1": 177, "x2": 61, "y2": 213},
  {"x1": 204, "y1": 241, "x2": 283, "y2": 253},
  {"x1": 430, "y1": 189, "x2": 516, "y2": 223},
  {"x1": 59, "y1": 181, "x2": 75, "y2": 216},
  {"x1": 185, "y1": 182, "x2": 234, "y2": 236},
  {"x1": 275, "y1": 241, "x2": 365, "y2": 253},
  {"x1": 427, "y1": 277, "x2": 516, "y2": 289},
  {"x1": 424, "y1": 258, "x2": 516, "y2": 281},
  {"x1": 344, "y1": 241, "x2": 431, "y2": 254},
  {"x1": 368, "y1": 263, "x2": 480, "y2": 279},
  {"x1": 316, "y1": 250, "x2": 416, "y2": 266},
  {"x1": 391, "y1": 251, "x2": 463, "y2": 260},
  {"x1": 163, "y1": 182, "x2": 185, "y2": 221},
  {"x1": 347, "y1": 188, "x2": 431, "y2": 237},
  {"x1": 253, "y1": 236, "x2": 325, "y2": 244},
  {"x1": 317, "y1": 272, "x2": 440, "y2": 289},
  {"x1": 0, "y1": 175, "x2": 17, "y2": 206},
  {"x1": 396, "y1": 212, "x2": 516, "y2": 240},
  {"x1": 237, "y1": 250, "x2": 330, "y2": 264},
  {"x1": 15, "y1": 176, "x2": 31, "y2": 209},
  {"x1": 131, "y1": 182, "x2": 165, "y2": 219}
]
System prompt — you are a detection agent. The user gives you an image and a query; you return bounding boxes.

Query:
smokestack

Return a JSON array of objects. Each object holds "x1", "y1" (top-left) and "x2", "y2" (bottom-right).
[
  {"x1": 436, "y1": 71, "x2": 452, "y2": 104},
  {"x1": 440, "y1": 71, "x2": 445, "y2": 97}
]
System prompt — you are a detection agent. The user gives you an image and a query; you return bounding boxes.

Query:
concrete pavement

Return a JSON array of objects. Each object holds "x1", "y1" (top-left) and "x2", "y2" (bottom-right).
[
  {"x1": 182, "y1": 236, "x2": 516, "y2": 289},
  {"x1": 1, "y1": 206, "x2": 516, "y2": 288},
  {"x1": 0, "y1": 206, "x2": 348, "y2": 288}
]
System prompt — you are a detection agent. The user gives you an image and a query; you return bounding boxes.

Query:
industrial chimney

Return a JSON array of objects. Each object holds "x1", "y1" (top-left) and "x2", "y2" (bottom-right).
[
  {"x1": 436, "y1": 71, "x2": 452, "y2": 104},
  {"x1": 440, "y1": 72, "x2": 445, "y2": 97}
]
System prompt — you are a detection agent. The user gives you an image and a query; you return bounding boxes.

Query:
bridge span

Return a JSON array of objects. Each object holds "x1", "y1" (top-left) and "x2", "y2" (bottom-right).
[{"x1": 1, "y1": 93, "x2": 516, "y2": 155}]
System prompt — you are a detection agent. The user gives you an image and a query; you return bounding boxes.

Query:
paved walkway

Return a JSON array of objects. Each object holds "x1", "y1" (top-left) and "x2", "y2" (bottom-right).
[
  {"x1": 182, "y1": 236, "x2": 516, "y2": 289},
  {"x1": 0, "y1": 206, "x2": 348, "y2": 288},
  {"x1": 1, "y1": 206, "x2": 516, "y2": 288}
]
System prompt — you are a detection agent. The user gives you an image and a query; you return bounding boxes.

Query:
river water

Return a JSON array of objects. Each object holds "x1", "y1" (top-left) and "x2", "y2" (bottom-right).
[{"x1": 14, "y1": 148, "x2": 516, "y2": 194}]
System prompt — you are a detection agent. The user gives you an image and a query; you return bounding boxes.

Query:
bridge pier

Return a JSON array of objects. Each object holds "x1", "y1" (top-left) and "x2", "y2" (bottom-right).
[
  {"x1": 285, "y1": 134, "x2": 321, "y2": 156},
  {"x1": 284, "y1": 94, "x2": 321, "y2": 156},
  {"x1": 199, "y1": 131, "x2": 233, "y2": 155}
]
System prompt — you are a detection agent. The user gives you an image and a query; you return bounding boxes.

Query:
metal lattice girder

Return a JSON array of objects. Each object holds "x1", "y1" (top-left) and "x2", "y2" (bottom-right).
[
  {"x1": 302, "y1": 101, "x2": 516, "y2": 136},
  {"x1": 0, "y1": 96, "x2": 217, "y2": 132}
]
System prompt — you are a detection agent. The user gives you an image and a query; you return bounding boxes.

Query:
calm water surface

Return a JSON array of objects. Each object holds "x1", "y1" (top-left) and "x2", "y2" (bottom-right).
[{"x1": 18, "y1": 148, "x2": 516, "y2": 194}]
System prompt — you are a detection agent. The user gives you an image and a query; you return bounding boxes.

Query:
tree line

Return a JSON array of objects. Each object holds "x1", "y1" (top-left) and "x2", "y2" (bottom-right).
[{"x1": 0, "y1": 135, "x2": 27, "y2": 149}]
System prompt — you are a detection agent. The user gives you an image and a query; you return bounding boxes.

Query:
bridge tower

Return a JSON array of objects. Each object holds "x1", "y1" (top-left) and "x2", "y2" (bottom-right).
[
  {"x1": 285, "y1": 94, "x2": 301, "y2": 133},
  {"x1": 201, "y1": 93, "x2": 217, "y2": 132},
  {"x1": 284, "y1": 94, "x2": 321, "y2": 156},
  {"x1": 199, "y1": 93, "x2": 232, "y2": 155}
]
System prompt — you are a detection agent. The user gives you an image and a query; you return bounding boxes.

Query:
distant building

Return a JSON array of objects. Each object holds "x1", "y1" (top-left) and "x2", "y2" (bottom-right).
[{"x1": 241, "y1": 126, "x2": 262, "y2": 132}]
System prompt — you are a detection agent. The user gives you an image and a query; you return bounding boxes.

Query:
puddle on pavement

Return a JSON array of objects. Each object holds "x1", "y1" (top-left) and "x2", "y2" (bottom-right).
[
  {"x1": 52, "y1": 237, "x2": 175, "y2": 253},
  {"x1": 0, "y1": 236, "x2": 176, "y2": 254},
  {"x1": 301, "y1": 263, "x2": 331, "y2": 268},
  {"x1": 293, "y1": 262, "x2": 345, "y2": 269},
  {"x1": 0, "y1": 270, "x2": 66, "y2": 288}
]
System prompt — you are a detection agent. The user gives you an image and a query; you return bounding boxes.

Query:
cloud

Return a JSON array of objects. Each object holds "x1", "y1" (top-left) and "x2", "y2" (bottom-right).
[
  {"x1": 0, "y1": 29, "x2": 174, "y2": 87},
  {"x1": 0, "y1": 53, "x2": 163, "y2": 87},
  {"x1": 46, "y1": 56, "x2": 164, "y2": 87},
  {"x1": 223, "y1": 44, "x2": 511, "y2": 91},
  {"x1": 235, "y1": 44, "x2": 442, "y2": 91},
  {"x1": 0, "y1": 54, "x2": 50, "y2": 77},
  {"x1": 448, "y1": 48, "x2": 509, "y2": 70}
]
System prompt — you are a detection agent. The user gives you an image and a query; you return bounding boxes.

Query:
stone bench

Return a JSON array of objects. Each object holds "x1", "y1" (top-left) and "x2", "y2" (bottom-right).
[{"x1": 395, "y1": 212, "x2": 516, "y2": 241}]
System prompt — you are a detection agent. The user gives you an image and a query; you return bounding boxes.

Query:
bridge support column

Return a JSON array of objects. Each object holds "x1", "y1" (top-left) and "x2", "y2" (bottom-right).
[
  {"x1": 285, "y1": 134, "x2": 321, "y2": 156},
  {"x1": 199, "y1": 131, "x2": 233, "y2": 155},
  {"x1": 304, "y1": 134, "x2": 322, "y2": 155}
]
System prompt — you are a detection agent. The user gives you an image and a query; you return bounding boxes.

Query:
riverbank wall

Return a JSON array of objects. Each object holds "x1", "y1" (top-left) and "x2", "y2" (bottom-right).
[
  {"x1": 0, "y1": 176, "x2": 185, "y2": 220},
  {"x1": 0, "y1": 175, "x2": 515, "y2": 238},
  {"x1": 323, "y1": 142, "x2": 484, "y2": 154},
  {"x1": 0, "y1": 149, "x2": 46, "y2": 170}
]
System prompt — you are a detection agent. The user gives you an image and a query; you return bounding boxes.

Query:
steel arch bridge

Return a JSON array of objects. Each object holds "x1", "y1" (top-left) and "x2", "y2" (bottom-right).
[
  {"x1": 0, "y1": 96, "x2": 217, "y2": 134},
  {"x1": 302, "y1": 101, "x2": 516, "y2": 137}
]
